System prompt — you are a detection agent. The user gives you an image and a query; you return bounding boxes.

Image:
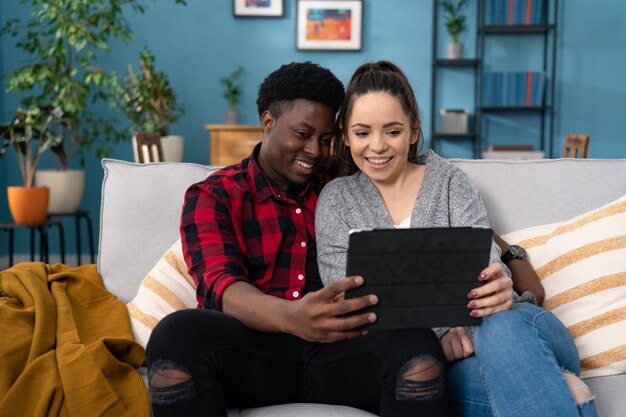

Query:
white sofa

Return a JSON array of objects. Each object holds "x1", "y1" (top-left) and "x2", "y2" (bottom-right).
[{"x1": 98, "y1": 157, "x2": 626, "y2": 417}]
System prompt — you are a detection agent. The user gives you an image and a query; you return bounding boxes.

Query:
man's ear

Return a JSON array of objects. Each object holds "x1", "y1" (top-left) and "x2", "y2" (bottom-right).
[{"x1": 261, "y1": 110, "x2": 274, "y2": 132}]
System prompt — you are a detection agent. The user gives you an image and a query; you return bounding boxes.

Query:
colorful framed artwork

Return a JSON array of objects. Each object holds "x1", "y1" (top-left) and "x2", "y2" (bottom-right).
[
  {"x1": 233, "y1": 0, "x2": 284, "y2": 17},
  {"x1": 296, "y1": 0, "x2": 362, "y2": 50}
]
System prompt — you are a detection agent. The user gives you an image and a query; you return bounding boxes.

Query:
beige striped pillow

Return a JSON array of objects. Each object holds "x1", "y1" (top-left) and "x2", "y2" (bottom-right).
[
  {"x1": 127, "y1": 239, "x2": 197, "y2": 348},
  {"x1": 501, "y1": 194, "x2": 626, "y2": 378}
]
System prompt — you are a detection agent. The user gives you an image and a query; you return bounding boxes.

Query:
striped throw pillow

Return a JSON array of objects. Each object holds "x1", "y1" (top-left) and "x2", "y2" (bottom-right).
[
  {"x1": 127, "y1": 239, "x2": 197, "y2": 348},
  {"x1": 501, "y1": 194, "x2": 626, "y2": 378}
]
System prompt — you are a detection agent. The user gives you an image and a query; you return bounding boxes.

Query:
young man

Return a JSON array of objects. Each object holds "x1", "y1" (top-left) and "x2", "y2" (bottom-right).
[{"x1": 146, "y1": 62, "x2": 448, "y2": 417}]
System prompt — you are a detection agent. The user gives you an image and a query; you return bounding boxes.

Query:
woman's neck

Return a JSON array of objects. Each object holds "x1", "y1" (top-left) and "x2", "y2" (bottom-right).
[{"x1": 371, "y1": 162, "x2": 425, "y2": 225}]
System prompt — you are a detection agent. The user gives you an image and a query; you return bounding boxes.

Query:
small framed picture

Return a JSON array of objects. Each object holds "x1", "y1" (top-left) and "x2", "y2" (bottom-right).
[
  {"x1": 296, "y1": 0, "x2": 363, "y2": 51},
  {"x1": 233, "y1": 0, "x2": 284, "y2": 17}
]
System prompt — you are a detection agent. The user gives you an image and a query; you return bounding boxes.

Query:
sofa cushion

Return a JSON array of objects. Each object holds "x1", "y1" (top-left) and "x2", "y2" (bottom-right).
[
  {"x1": 127, "y1": 238, "x2": 197, "y2": 348},
  {"x1": 98, "y1": 159, "x2": 218, "y2": 303},
  {"x1": 451, "y1": 158, "x2": 626, "y2": 234},
  {"x1": 586, "y1": 373, "x2": 626, "y2": 417},
  {"x1": 501, "y1": 194, "x2": 626, "y2": 378}
]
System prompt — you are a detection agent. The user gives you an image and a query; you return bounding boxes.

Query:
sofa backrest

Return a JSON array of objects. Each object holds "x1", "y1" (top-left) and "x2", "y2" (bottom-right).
[
  {"x1": 98, "y1": 157, "x2": 626, "y2": 303},
  {"x1": 451, "y1": 158, "x2": 626, "y2": 234}
]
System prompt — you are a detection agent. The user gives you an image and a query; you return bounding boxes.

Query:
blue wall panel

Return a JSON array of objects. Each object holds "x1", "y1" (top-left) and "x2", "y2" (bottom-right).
[{"x1": 0, "y1": 0, "x2": 625, "y2": 261}]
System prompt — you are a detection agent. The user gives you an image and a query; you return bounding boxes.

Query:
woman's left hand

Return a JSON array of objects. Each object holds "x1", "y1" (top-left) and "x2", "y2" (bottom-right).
[{"x1": 467, "y1": 262, "x2": 513, "y2": 318}]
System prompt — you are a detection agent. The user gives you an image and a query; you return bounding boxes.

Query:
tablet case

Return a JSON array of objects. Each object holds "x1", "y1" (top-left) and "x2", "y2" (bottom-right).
[{"x1": 345, "y1": 227, "x2": 492, "y2": 331}]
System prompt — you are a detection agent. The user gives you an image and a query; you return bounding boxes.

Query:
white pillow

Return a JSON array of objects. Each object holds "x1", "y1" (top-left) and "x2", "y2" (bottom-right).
[
  {"x1": 98, "y1": 159, "x2": 219, "y2": 303},
  {"x1": 502, "y1": 194, "x2": 626, "y2": 378},
  {"x1": 127, "y1": 238, "x2": 197, "y2": 348}
]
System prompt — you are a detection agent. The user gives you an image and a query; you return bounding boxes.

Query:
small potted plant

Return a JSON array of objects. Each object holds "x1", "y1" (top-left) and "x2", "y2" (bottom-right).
[
  {"x1": 441, "y1": 0, "x2": 469, "y2": 59},
  {"x1": 220, "y1": 67, "x2": 246, "y2": 125},
  {"x1": 111, "y1": 47, "x2": 185, "y2": 162},
  {"x1": 0, "y1": 106, "x2": 65, "y2": 223}
]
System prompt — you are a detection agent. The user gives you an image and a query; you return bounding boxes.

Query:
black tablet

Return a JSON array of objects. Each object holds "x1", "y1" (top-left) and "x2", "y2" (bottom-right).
[{"x1": 345, "y1": 227, "x2": 492, "y2": 331}]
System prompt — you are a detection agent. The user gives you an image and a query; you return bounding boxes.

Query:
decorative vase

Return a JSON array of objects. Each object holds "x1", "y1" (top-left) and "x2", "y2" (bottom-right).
[
  {"x1": 224, "y1": 108, "x2": 241, "y2": 125},
  {"x1": 447, "y1": 42, "x2": 464, "y2": 59},
  {"x1": 160, "y1": 135, "x2": 184, "y2": 162},
  {"x1": 35, "y1": 170, "x2": 85, "y2": 214},
  {"x1": 7, "y1": 186, "x2": 49, "y2": 224}
]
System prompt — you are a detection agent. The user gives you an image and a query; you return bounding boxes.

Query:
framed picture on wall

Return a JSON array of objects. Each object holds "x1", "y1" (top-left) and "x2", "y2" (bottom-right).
[
  {"x1": 296, "y1": 0, "x2": 362, "y2": 50},
  {"x1": 233, "y1": 0, "x2": 284, "y2": 17}
]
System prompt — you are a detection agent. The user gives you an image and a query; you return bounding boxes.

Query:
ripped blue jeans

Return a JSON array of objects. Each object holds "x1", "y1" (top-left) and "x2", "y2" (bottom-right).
[
  {"x1": 146, "y1": 309, "x2": 448, "y2": 417},
  {"x1": 446, "y1": 302, "x2": 598, "y2": 417}
]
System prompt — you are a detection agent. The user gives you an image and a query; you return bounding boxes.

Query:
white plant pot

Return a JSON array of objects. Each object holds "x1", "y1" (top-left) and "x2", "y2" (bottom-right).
[
  {"x1": 447, "y1": 42, "x2": 464, "y2": 59},
  {"x1": 161, "y1": 135, "x2": 184, "y2": 162},
  {"x1": 35, "y1": 169, "x2": 85, "y2": 214},
  {"x1": 224, "y1": 108, "x2": 240, "y2": 125}
]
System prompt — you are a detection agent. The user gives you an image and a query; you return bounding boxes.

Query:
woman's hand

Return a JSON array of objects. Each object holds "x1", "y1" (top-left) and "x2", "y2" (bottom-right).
[
  {"x1": 467, "y1": 262, "x2": 513, "y2": 318},
  {"x1": 440, "y1": 327, "x2": 474, "y2": 363}
]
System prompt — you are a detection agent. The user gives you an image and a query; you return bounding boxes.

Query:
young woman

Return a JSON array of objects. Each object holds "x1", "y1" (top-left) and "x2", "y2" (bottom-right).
[{"x1": 315, "y1": 60, "x2": 598, "y2": 417}]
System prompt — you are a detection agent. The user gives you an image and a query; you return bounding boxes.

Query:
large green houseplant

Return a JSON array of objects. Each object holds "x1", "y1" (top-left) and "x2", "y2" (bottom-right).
[
  {"x1": 112, "y1": 47, "x2": 185, "y2": 137},
  {"x1": 2, "y1": 0, "x2": 187, "y2": 167},
  {"x1": 1, "y1": 0, "x2": 186, "y2": 211},
  {"x1": 111, "y1": 47, "x2": 185, "y2": 162},
  {"x1": 441, "y1": 0, "x2": 469, "y2": 59}
]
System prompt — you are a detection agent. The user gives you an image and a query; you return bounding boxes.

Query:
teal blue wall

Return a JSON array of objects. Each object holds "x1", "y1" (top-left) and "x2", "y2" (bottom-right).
[{"x1": 1, "y1": 0, "x2": 626, "y2": 260}]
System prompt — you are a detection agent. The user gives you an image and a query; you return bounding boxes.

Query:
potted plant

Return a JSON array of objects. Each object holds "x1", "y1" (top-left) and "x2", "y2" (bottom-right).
[
  {"x1": 220, "y1": 67, "x2": 246, "y2": 125},
  {"x1": 1, "y1": 0, "x2": 186, "y2": 212},
  {"x1": 0, "y1": 106, "x2": 64, "y2": 223},
  {"x1": 441, "y1": 0, "x2": 469, "y2": 59},
  {"x1": 111, "y1": 47, "x2": 185, "y2": 162}
]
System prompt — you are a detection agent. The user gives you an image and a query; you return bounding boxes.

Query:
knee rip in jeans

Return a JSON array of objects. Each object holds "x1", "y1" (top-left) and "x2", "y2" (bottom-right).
[
  {"x1": 562, "y1": 370, "x2": 595, "y2": 406},
  {"x1": 395, "y1": 354, "x2": 444, "y2": 401},
  {"x1": 148, "y1": 360, "x2": 196, "y2": 405}
]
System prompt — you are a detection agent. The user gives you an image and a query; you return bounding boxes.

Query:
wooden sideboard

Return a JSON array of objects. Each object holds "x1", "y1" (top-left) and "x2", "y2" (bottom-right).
[{"x1": 205, "y1": 124, "x2": 263, "y2": 166}]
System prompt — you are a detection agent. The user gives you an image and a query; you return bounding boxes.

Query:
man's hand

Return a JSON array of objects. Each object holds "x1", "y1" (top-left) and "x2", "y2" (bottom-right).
[
  {"x1": 284, "y1": 276, "x2": 378, "y2": 343},
  {"x1": 467, "y1": 262, "x2": 513, "y2": 318},
  {"x1": 440, "y1": 327, "x2": 474, "y2": 362}
]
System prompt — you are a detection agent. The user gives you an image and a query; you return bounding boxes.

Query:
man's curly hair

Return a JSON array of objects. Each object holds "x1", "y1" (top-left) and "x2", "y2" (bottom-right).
[{"x1": 256, "y1": 61, "x2": 344, "y2": 119}]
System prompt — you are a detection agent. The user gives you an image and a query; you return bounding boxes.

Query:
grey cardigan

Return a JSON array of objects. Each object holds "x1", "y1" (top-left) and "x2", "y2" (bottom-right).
[{"x1": 315, "y1": 151, "x2": 510, "y2": 338}]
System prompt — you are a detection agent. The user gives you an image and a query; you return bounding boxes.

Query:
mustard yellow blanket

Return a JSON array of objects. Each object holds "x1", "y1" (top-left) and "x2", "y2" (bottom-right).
[{"x1": 0, "y1": 262, "x2": 150, "y2": 417}]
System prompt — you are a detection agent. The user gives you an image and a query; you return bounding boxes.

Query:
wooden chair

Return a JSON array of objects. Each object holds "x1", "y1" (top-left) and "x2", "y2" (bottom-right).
[
  {"x1": 562, "y1": 134, "x2": 590, "y2": 158},
  {"x1": 133, "y1": 132, "x2": 163, "y2": 163}
]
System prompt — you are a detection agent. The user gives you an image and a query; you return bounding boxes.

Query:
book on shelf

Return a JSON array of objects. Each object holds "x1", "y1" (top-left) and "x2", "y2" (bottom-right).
[
  {"x1": 486, "y1": 0, "x2": 546, "y2": 25},
  {"x1": 482, "y1": 70, "x2": 545, "y2": 107}
]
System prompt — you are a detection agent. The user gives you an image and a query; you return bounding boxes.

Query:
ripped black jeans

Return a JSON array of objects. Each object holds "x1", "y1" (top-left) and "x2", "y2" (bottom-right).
[{"x1": 146, "y1": 309, "x2": 448, "y2": 417}]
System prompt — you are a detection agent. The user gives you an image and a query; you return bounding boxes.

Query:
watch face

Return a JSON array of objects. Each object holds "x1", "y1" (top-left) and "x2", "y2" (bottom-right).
[{"x1": 510, "y1": 245, "x2": 527, "y2": 259}]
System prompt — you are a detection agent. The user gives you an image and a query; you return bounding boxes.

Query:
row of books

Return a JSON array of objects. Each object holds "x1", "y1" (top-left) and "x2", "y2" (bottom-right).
[
  {"x1": 482, "y1": 71, "x2": 546, "y2": 107},
  {"x1": 486, "y1": 0, "x2": 547, "y2": 26}
]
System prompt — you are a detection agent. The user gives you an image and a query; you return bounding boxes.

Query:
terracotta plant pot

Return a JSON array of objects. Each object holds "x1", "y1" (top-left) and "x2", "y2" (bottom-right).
[{"x1": 7, "y1": 186, "x2": 49, "y2": 224}]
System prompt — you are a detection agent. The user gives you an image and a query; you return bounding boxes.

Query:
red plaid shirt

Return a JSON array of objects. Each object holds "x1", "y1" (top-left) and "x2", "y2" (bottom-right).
[{"x1": 180, "y1": 145, "x2": 334, "y2": 310}]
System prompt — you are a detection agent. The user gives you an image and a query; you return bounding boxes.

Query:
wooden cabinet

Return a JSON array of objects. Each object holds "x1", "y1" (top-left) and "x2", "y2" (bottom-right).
[{"x1": 205, "y1": 124, "x2": 264, "y2": 166}]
